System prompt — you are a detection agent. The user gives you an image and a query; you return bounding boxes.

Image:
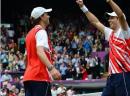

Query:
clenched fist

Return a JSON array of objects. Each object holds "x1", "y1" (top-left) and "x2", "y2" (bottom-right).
[{"x1": 76, "y1": 0, "x2": 84, "y2": 7}]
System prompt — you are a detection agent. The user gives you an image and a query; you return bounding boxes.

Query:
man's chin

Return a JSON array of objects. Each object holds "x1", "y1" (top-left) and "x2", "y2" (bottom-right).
[
  {"x1": 47, "y1": 21, "x2": 50, "y2": 25},
  {"x1": 110, "y1": 25, "x2": 114, "y2": 29},
  {"x1": 45, "y1": 22, "x2": 49, "y2": 26}
]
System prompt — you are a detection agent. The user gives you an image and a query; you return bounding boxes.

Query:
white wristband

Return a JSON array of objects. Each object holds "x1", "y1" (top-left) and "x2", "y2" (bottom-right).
[{"x1": 80, "y1": 5, "x2": 89, "y2": 13}]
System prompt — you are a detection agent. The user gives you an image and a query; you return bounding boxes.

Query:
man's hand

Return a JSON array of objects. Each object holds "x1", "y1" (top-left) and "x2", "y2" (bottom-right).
[
  {"x1": 49, "y1": 67, "x2": 61, "y2": 80},
  {"x1": 76, "y1": 0, "x2": 84, "y2": 7},
  {"x1": 106, "y1": 0, "x2": 112, "y2": 3}
]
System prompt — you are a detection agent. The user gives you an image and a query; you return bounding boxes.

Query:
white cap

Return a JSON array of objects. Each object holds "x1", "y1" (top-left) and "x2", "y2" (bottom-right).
[
  {"x1": 106, "y1": 12, "x2": 118, "y2": 17},
  {"x1": 31, "y1": 7, "x2": 52, "y2": 19},
  {"x1": 106, "y1": 12, "x2": 126, "y2": 20}
]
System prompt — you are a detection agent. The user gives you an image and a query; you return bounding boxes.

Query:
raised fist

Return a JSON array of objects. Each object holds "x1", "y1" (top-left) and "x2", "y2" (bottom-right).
[{"x1": 76, "y1": 0, "x2": 84, "y2": 7}]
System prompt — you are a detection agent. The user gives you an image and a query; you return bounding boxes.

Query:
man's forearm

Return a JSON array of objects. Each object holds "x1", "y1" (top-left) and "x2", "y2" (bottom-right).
[
  {"x1": 76, "y1": 0, "x2": 105, "y2": 32},
  {"x1": 107, "y1": 0, "x2": 124, "y2": 17},
  {"x1": 80, "y1": 5, "x2": 99, "y2": 25},
  {"x1": 37, "y1": 47, "x2": 53, "y2": 68},
  {"x1": 85, "y1": 11, "x2": 100, "y2": 26},
  {"x1": 83, "y1": 9, "x2": 104, "y2": 32}
]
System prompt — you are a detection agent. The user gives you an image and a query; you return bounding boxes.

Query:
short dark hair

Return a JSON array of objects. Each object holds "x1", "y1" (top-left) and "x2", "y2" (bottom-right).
[{"x1": 30, "y1": 17, "x2": 41, "y2": 27}]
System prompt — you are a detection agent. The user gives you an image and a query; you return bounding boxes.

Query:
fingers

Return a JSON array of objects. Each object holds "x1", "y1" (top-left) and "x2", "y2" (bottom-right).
[
  {"x1": 55, "y1": 71, "x2": 61, "y2": 80},
  {"x1": 50, "y1": 68, "x2": 61, "y2": 80},
  {"x1": 76, "y1": 0, "x2": 84, "y2": 7},
  {"x1": 53, "y1": 73, "x2": 61, "y2": 80},
  {"x1": 76, "y1": 0, "x2": 83, "y2": 3},
  {"x1": 55, "y1": 72, "x2": 61, "y2": 80},
  {"x1": 78, "y1": 0, "x2": 83, "y2": 2}
]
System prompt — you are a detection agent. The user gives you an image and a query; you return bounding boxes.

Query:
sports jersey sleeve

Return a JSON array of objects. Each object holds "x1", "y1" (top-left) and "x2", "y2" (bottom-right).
[
  {"x1": 104, "y1": 27, "x2": 113, "y2": 41},
  {"x1": 123, "y1": 28, "x2": 130, "y2": 47},
  {"x1": 35, "y1": 30, "x2": 49, "y2": 48},
  {"x1": 123, "y1": 27, "x2": 130, "y2": 39}
]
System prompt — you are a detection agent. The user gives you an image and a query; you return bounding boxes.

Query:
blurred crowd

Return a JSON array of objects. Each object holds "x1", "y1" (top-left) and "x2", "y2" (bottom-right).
[{"x1": 0, "y1": 14, "x2": 109, "y2": 95}]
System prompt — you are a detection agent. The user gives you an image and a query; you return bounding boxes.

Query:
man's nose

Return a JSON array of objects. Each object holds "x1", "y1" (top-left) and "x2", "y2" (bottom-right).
[
  {"x1": 108, "y1": 19, "x2": 112, "y2": 22},
  {"x1": 48, "y1": 15, "x2": 50, "y2": 18}
]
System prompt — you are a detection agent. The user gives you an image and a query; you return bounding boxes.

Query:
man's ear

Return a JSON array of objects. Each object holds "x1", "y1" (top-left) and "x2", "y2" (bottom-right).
[
  {"x1": 40, "y1": 14, "x2": 45, "y2": 20},
  {"x1": 117, "y1": 17, "x2": 119, "y2": 20}
]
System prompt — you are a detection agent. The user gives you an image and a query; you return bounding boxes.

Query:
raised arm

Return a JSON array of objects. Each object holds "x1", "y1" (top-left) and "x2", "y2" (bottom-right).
[
  {"x1": 76, "y1": 0, "x2": 105, "y2": 33},
  {"x1": 107, "y1": 0, "x2": 129, "y2": 30}
]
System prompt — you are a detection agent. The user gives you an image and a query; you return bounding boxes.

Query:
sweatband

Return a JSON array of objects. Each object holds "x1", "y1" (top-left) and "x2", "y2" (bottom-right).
[{"x1": 80, "y1": 5, "x2": 89, "y2": 13}]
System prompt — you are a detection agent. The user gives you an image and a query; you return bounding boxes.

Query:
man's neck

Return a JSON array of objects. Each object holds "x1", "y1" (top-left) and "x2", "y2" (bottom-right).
[
  {"x1": 113, "y1": 25, "x2": 121, "y2": 32},
  {"x1": 39, "y1": 22, "x2": 47, "y2": 29}
]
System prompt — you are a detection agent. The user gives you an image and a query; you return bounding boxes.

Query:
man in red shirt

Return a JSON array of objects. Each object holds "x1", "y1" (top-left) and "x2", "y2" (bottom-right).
[
  {"x1": 76, "y1": 0, "x2": 130, "y2": 96},
  {"x1": 23, "y1": 7, "x2": 61, "y2": 96}
]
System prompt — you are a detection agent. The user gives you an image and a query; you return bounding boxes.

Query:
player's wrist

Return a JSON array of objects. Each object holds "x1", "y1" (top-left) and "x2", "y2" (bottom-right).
[
  {"x1": 47, "y1": 65, "x2": 55, "y2": 71},
  {"x1": 80, "y1": 5, "x2": 89, "y2": 13}
]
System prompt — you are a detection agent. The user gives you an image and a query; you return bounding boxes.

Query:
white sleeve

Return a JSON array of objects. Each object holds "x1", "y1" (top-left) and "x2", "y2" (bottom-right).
[
  {"x1": 35, "y1": 30, "x2": 49, "y2": 48},
  {"x1": 104, "y1": 27, "x2": 113, "y2": 41},
  {"x1": 123, "y1": 28, "x2": 130, "y2": 39}
]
